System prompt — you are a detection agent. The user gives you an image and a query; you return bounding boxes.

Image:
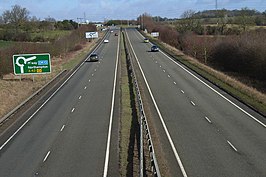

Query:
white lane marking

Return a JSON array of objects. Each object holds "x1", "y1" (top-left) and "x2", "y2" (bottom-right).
[
  {"x1": 160, "y1": 65, "x2": 162, "y2": 68},
  {"x1": 71, "y1": 108, "x2": 75, "y2": 113},
  {"x1": 168, "y1": 75, "x2": 170, "y2": 78},
  {"x1": 95, "y1": 69, "x2": 97, "y2": 71},
  {"x1": 205, "y1": 116, "x2": 212, "y2": 124},
  {"x1": 190, "y1": 101, "x2": 196, "y2": 106},
  {"x1": 60, "y1": 125, "x2": 65, "y2": 132},
  {"x1": 159, "y1": 49, "x2": 266, "y2": 128},
  {"x1": 0, "y1": 33, "x2": 105, "y2": 151},
  {"x1": 43, "y1": 151, "x2": 51, "y2": 162},
  {"x1": 79, "y1": 96, "x2": 82, "y2": 100},
  {"x1": 84, "y1": 86, "x2": 87, "y2": 89},
  {"x1": 181, "y1": 90, "x2": 185, "y2": 94},
  {"x1": 125, "y1": 30, "x2": 188, "y2": 177},
  {"x1": 103, "y1": 31, "x2": 120, "y2": 177},
  {"x1": 174, "y1": 82, "x2": 177, "y2": 85},
  {"x1": 163, "y1": 70, "x2": 165, "y2": 72},
  {"x1": 227, "y1": 140, "x2": 238, "y2": 152},
  {"x1": 89, "y1": 79, "x2": 91, "y2": 82},
  {"x1": 92, "y1": 73, "x2": 94, "y2": 76},
  {"x1": 155, "y1": 61, "x2": 158, "y2": 63}
]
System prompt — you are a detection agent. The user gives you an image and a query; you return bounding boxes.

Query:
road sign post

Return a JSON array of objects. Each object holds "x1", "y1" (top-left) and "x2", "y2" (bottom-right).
[{"x1": 13, "y1": 53, "x2": 51, "y2": 75}]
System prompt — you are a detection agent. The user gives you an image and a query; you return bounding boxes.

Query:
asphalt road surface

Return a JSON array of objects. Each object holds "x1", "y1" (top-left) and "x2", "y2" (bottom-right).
[
  {"x1": 0, "y1": 29, "x2": 120, "y2": 177},
  {"x1": 125, "y1": 28, "x2": 266, "y2": 177}
]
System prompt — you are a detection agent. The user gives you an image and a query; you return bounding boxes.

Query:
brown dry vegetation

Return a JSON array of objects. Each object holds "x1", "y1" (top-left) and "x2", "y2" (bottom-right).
[{"x1": 0, "y1": 34, "x2": 100, "y2": 118}]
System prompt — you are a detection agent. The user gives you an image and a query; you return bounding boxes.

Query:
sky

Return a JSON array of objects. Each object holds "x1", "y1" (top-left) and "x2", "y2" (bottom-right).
[{"x1": 0, "y1": 0, "x2": 266, "y2": 22}]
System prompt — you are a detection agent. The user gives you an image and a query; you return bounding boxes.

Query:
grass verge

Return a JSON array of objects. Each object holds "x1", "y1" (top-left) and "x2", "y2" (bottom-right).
[
  {"x1": 120, "y1": 31, "x2": 140, "y2": 176},
  {"x1": 120, "y1": 31, "x2": 132, "y2": 176}
]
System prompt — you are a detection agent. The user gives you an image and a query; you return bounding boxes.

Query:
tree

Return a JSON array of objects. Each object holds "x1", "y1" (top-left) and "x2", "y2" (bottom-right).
[
  {"x1": 178, "y1": 10, "x2": 203, "y2": 34},
  {"x1": 2, "y1": 5, "x2": 29, "y2": 33}
]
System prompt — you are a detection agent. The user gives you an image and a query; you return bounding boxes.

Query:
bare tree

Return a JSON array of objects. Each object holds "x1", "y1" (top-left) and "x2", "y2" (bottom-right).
[{"x1": 2, "y1": 5, "x2": 29, "y2": 32}]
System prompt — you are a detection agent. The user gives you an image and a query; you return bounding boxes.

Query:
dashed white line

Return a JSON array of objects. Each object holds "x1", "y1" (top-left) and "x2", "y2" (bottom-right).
[
  {"x1": 190, "y1": 101, "x2": 196, "y2": 106},
  {"x1": 159, "y1": 47, "x2": 266, "y2": 128},
  {"x1": 227, "y1": 140, "x2": 238, "y2": 152},
  {"x1": 181, "y1": 90, "x2": 185, "y2": 94},
  {"x1": 160, "y1": 65, "x2": 162, "y2": 68},
  {"x1": 60, "y1": 125, "x2": 65, "y2": 131},
  {"x1": 79, "y1": 96, "x2": 82, "y2": 100},
  {"x1": 84, "y1": 86, "x2": 87, "y2": 89},
  {"x1": 163, "y1": 70, "x2": 165, "y2": 72},
  {"x1": 71, "y1": 108, "x2": 75, "y2": 113},
  {"x1": 43, "y1": 151, "x2": 51, "y2": 162},
  {"x1": 205, "y1": 116, "x2": 212, "y2": 123},
  {"x1": 155, "y1": 61, "x2": 158, "y2": 63},
  {"x1": 168, "y1": 75, "x2": 170, "y2": 78},
  {"x1": 174, "y1": 82, "x2": 177, "y2": 85},
  {"x1": 94, "y1": 69, "x2": 97, "y2": 71},
  {"x1": 92, "y1": 73, "x2": 94, "y2": 76},
  {"x1": 89, "y1": 79, "x2": 91, "y2": 82}
]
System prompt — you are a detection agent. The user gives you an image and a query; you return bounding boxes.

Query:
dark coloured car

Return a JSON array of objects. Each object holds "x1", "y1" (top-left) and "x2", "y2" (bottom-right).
[
  {"x1": 151, "y1": 45, "x2": 159, "y2": 52},
  {"x1": 86, "y1": 53, "x2": 98, "y2": 62}
]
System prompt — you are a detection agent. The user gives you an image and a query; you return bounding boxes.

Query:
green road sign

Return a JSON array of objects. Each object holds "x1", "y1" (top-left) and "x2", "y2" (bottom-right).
[{"x1": 13, "y1": 53, "x2": 51, "y2": 75}]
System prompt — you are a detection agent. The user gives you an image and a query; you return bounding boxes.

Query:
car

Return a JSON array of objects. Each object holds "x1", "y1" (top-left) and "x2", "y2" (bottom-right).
[
  {"x1": 86, "y1": 53, "x2": 98, "y2": 62},
  {"x1": 104, "y1": 39, "x2": 109, "y2": 43},
  {"x1": 144, "y1": 38, "x2": 149, "y2": 43},
  {"x1": 151, "y1": 45, "x2": 159, "y2": 52}
]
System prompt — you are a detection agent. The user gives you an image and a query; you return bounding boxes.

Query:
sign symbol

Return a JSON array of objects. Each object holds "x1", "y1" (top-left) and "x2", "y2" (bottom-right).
[{"x1": 15, "y1": 56, "x2": 36, "y2": 74}]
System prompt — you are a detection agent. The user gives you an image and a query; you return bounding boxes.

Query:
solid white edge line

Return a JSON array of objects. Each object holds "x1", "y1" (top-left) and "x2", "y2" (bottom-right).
[
  {"x1": 159, "y1": 47, "x2": 266, "y2": 128},
  {"x1": 103, "y1": 31, "x2": 119, "y2": 177},
  {"x1": 227, "y1": 140, "x2": 238, "y2": 152},
  {"x1": 0, "y1": 60, "x2": 84, "y2": 151},
  {"x1": 125, "y1": 29, "x2": 188, "y2": 177},
  {"x1": 0, "y1": 34, "x2": 106, "y2": 151},
  {"x1": 43, "y1": 151, "x2": 51, "y2": 162}
]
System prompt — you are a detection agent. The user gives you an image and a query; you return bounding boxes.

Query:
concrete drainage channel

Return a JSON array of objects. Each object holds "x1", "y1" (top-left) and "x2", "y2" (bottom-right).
[{"x1": 122, "y1": 29, "x2": 161, "y2": 177}]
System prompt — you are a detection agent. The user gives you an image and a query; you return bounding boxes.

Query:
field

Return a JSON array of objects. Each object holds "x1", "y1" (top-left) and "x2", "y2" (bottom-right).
[
  {"x1": 0, "y1": 40, "x2": 15, "y2": 49},
  {"x1": 30, "y1": 30, "x2": 72, "y2": 41}
]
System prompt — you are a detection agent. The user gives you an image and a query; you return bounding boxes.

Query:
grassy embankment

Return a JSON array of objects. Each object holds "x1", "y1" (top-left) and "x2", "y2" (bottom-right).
[{"x1": 0, "y1": 32, "x2": 100, "y2": 118}]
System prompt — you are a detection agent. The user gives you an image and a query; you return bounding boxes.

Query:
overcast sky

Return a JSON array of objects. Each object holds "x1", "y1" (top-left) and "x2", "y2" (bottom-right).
[{"x1": 0, "y1": 0, "x2": 266, "y2": 22}]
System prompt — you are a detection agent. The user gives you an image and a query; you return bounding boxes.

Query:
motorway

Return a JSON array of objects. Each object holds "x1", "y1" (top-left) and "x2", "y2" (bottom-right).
[
  {"x1": 125, "y1": 28, "x2": 266, "y2": 177},
  {"x1": 0, "y1": 30, "x2": 120, "y2": 177}
]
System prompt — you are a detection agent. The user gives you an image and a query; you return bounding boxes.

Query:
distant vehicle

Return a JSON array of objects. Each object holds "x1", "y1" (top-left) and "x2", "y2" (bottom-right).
[
  {"x1": 86, "y1": 53, "x2": 98, "y2": 62},
  {"x1": 115, "y1": 33, "x2": 118, "y2": 36},
  {"x1": 104, "y1": 39, "x2": 109, "y2": 43},
  {"x1": 144, "y1": 38, "x2": 149, "y2": 43},
  {"x1": 151, "y1": 45, "x2": 159, "y2": 52},
  {"x1": 110, "y1": 30, "x2": 114, "y2": 33}
]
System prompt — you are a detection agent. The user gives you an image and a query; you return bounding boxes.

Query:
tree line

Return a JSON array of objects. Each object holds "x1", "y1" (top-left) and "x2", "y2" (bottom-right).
[{"x1": 0, "y1": 5, "x2": 80, "y2": 42}]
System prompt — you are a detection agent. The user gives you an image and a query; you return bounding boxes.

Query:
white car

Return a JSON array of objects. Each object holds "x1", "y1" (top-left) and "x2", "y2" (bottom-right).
[{"x1": 104, "y1": 39, "x2": 109, "y2": 43}]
